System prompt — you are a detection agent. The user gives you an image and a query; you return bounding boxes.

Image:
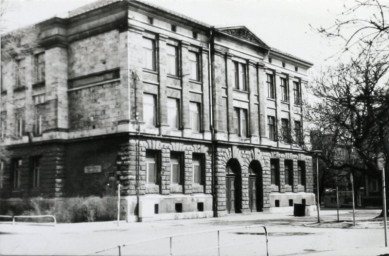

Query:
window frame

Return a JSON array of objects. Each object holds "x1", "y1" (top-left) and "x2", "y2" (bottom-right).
[
  {"x1": 270, "y1": 159, "x2": 280, "y2": 186},
  {"x1": 30, "y1": 156, "x2": 41, "y2": 189},
  {"x1": 167, "y1": 44, "x2": 179, "y2": 76},
  {"x1": 192, "y1": 154, "x2": 205, "y2": 186},
  {"x1": 233, "y1": 61, "x2": 247, "y2": 91},
  {"x1": 281, "y1": 118, "x2": 291, "y2": 143},
  {"x1": 298, "y1": 161, "x2": 306, "y2": 186},
  {"x1": 190, "y1": 102, "x2": 201, "y2": 133},
  {"x1": 15, "y1": 59, "x2": 26, "y2": 88},
  {"x1": 170, "y1": 152, "x2": 184, "y2": 185},
  {"x1": 280, "y1": 77, "x2": 289, "y2": 102},
  {"x1": 146, "y1": 151, "x2": 160, "y2": 185},
  {"x1": 143, "y1": 37, "x2": 157, "y2": 71},
  {"x1": 293, "y1": 81, "x2": 302, "y2": 105},
  {"x1": 167, "y1": 98, "x2": 180, "y2": 130},
  {"x1": 284, "y1": 160, "x2": 293, "y2": 186},
  {"x1": 143, "y1": 93, "x2": 157, "y2": 127},
  {"x1": 188, "y1": 51, "x2": 200, "y2": 81},
  {"x1": 294, "y1": 120, "x2": 303, "y2": 145},
  {"x1": 267, "y1": 73, "x2": 275, "y2": 99},
  {"x1": 35, "y1": 53, "x2": 45, "y2": 83},
  {"x1": 233, "y1": 107, "x2": 248, "y2": 137},
  {"x1": 267, "y1": 116, "x2": 276, "y2": 141},
  {"x1": 12, "y1": 158, "x2": 22, "y2": 190}
]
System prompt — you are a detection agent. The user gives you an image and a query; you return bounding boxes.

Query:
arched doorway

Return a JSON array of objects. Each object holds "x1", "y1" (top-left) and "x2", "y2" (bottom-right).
[
  {"x1": 248, "y1": 160, "x2": 263, "y2": 212},
  {"x1": 226, "y1": 159, "x2": 242, "y2": 213}
]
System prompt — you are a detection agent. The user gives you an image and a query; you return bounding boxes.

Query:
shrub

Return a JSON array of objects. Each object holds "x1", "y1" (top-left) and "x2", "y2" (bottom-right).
[{"x1": 0, "y1": 196, "x2": 127, "y2": 223}]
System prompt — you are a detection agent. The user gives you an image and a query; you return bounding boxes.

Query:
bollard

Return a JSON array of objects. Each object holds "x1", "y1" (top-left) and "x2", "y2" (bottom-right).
[
  {"x1": 170, "y1": 236, "x2": 173, "y2": 256},
  {"x1": 118, "y1": 245, "x2": 121, "y2": 256},
  {"x1": 217, "y1": 230, "x2": 220, "y2": 256}
]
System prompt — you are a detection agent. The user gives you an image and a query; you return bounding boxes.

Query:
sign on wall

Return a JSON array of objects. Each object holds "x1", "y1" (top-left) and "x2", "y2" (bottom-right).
[{"x1": 84, "y1": 165, "x2": 102, "y2": 174}]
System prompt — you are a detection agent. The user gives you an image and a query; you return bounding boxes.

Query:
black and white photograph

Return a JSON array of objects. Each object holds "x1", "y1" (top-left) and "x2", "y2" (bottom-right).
[{"x1": 0, "y1": 0, "x2": 389, "y2": 255}]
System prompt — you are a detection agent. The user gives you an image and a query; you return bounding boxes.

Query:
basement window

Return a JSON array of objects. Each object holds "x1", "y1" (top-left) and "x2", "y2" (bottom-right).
[
  {"x1": 175, "y1": 203, "x2": 183, "y2": 213},
  {"x1": 197, "y1": 202, "x2": 204, "y2": 212},
  {"x1": 289, "y1": 199, "x2": 293, "y2": 206},
  {"x1": 275, "y1": 200, "x2": 280, "y2": 207}
]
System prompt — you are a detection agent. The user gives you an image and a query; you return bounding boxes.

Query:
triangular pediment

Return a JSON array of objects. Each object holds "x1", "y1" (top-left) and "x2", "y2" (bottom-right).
[{"x1": 217, "y1": 26, "x2": 269, "y2": 49}]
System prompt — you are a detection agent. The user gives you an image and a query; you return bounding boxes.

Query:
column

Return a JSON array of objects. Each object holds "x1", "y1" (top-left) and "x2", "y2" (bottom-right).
[
  {"x1": 226, "y1": 54, "x2": 235, "y2": 135},
  {"x1": 257, "y1": 65, "x2": 267, "y2": 140},
  {"x1": 158, "y1": 35, "x2": 169, "y2": 134},
  {"x1": 248, "y1": 60, "x2": 259, "y2": 143},
  {"x1": 181, "y1": 42, "x2": 191, "y2": 136}
]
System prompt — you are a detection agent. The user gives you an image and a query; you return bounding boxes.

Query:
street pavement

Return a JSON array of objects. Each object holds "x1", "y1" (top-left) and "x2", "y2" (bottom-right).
[{"x1": 0, "y1": 209, "x2": 388, "y2": 256}]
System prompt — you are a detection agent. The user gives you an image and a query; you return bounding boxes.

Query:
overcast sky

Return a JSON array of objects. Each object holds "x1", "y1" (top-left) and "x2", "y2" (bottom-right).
[{"x1": 1, "y1": 0, "x2": 358, "y2": 69}]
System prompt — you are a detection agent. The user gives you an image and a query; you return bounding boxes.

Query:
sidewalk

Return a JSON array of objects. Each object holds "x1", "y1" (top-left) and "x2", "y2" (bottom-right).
[{"x1": 0, "y1": 209, "x2": 387, "y2": 256}]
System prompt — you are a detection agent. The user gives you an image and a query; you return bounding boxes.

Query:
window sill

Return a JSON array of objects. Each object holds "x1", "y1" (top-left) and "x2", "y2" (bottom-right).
[
  {"x1": 281, "y1": 101, "x2": 290, "y2": 104},
  {"x1": 32, "y1": 81, "x2": 45, "y2": 89},
  {"x1": 167, "y1": 74, "x2": 180, "y2": 80},
  {"x1": 143, "y1": 68, "x2": 158, "y2": 75},
  {"x1": 189, "y1": 79, "x2": 202, "y2": 84},
  {"x1": 267, "y1": 98, "x2": 276, "y2": 101},
  {"x1": 233, "y1": 89, "x2": 249, "y2": 94}
]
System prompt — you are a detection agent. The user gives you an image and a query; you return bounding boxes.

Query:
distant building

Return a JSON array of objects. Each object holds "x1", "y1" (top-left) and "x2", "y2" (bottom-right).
[
  {"x1": 310, "y1": 132, "x2": 381, "y2": 208},
  {"x1": 0, "y1": 0, "x2": 315, "y2": 221}
]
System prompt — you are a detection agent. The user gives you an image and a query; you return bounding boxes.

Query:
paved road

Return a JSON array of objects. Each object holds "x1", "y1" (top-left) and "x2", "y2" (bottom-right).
[{"x1": 0, "y1": 209, "x2": 388, "y2": 256}]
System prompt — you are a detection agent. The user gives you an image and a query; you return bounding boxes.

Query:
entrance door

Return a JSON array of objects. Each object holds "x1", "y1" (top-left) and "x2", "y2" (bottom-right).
[
  {"x1": 249, "y1": 175, "x2": 257, "y2": 212},
  {"x1": 226, "y1": 175, "x2": 235, "y2": 213},
  {"x1": 248, "y1": 161, "x2": 263, "y2": 212}
]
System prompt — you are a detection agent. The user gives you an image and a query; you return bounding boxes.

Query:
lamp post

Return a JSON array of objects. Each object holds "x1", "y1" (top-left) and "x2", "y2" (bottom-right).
[
  {"x1": 117, "y1": 183, "x2": 121, "y2": 226},
  {"x1": 378, "y1": 153, "x2": 387, "y2": 247},
  {"x1": 313, "y1": 150, "x2": 322, "y2": 223}
]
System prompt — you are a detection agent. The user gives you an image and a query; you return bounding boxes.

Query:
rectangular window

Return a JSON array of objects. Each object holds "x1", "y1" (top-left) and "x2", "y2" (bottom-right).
[
  {"x1": 167, "y1": 98, "x2": 180, "y2": 130},
  {"x1": 143, "y1": 93, "x2": 157, "y2": 127},
  {"x1": 271, "y1": 159, "x2": 280, "y2": 186},
  {"x1": 0, "y1": 116, "x2": 5, "y2": 140},
  {"x1": 298, "y1": 161, "x2": 306, "y2": 186},
  {"x1": 34, "y1": 115, "x2": 42, "y2": 136},
  {"x1": 171, "y1": 153, "x2": 183, "y2": 185},
  {"x1": 30, "y1": 156, "x2": 41, "y2": 188},
  {"x1": 143, "y1": 38, "x2": 156, "y2": 71},
  {"x1": 268, "y1": 116, "x2": 276, "y2": 141},
  {"x1": 16, "y1": 116, "x2": 24, "y2": 137},
  {"x1": 12, "y1": 158, "x2": 22, "y2": 189},
  {"x1": 0, "y1": 160, "x2": 4, "y2": 189},
  {"x1": 233, "y1": 108, "x2": 248, "y2": 137},
  {"x1": 281, "y1": 118, "x2": 290, "y2": 143},
  {"x1": 146, "y1": 151, "x2": 159, "y2": 185},
  {"x1": 293, "y1": 81, "x2": 302, "y2": 105},
  {"x1": 35, "y1": 53, "x2": 45, "y2": 83},
  {"x1": 33, "y1": 94, "x2": 45, "y2": 105},
  {"x1": 16, "y1": 59, "x2": 26, "y2": 88},
  {"x1": 233, "y1": 61, "x2": 247, "y2": 91},
  {"x1": 294, "y1": 120, "x2": 303, "y2": 145},
  {"x1": 189, "y1": 51, "x2": 200, "y2": 81},
  {"x1": 167, "y1": 44, "x2": 179, "y2": 76},
  {"x1": 280, "y1": 77, "x2": 288, "y2": 102},
  {"x1": 267, "y1": 73, "x2": 275, "y2": 99},
  {"x1": 190, "y1": 102, "x2": 201, "y2": 133},
  {"x1": 193, "y1": 154, "x2": 204, "y2": 185},
  {"x1": 284, "y1": 160, "x2": 293, "y2": 186}
]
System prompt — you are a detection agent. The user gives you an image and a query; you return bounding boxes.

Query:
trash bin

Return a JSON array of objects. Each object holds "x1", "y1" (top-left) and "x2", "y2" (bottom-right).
[{"x1": 293, "y1": 203, "x2": 305, "y2": 216}]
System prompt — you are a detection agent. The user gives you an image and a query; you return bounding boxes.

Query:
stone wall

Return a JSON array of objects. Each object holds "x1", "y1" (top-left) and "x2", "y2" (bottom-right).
[
  {"x1": 0, "y1": 143, "x2": 65, "y2": 198},
  {"x1": 68, "y1": 30, "x2": 120, "y2": 78}
]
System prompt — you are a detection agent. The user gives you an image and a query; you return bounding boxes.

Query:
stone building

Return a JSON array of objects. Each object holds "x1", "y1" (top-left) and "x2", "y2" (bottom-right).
[{"x1": 0, "y1": 0, "x2": 314, "y2": 221}]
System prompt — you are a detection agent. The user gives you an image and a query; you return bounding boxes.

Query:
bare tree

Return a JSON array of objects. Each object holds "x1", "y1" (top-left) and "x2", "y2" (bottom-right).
[{"x1": 318, "y1": 0, "x2": 389, "y2": 59}]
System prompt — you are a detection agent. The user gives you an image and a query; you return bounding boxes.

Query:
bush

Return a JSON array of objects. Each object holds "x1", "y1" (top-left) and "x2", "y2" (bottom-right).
[{"x1": 0, "y1": 196, "x2": 127, "y2": 223}]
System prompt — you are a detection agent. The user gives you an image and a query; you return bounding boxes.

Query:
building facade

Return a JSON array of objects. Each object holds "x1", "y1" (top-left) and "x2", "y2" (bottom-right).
[{"x1": 0, "y1": 0, "x2": 314, "y2": 221}]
